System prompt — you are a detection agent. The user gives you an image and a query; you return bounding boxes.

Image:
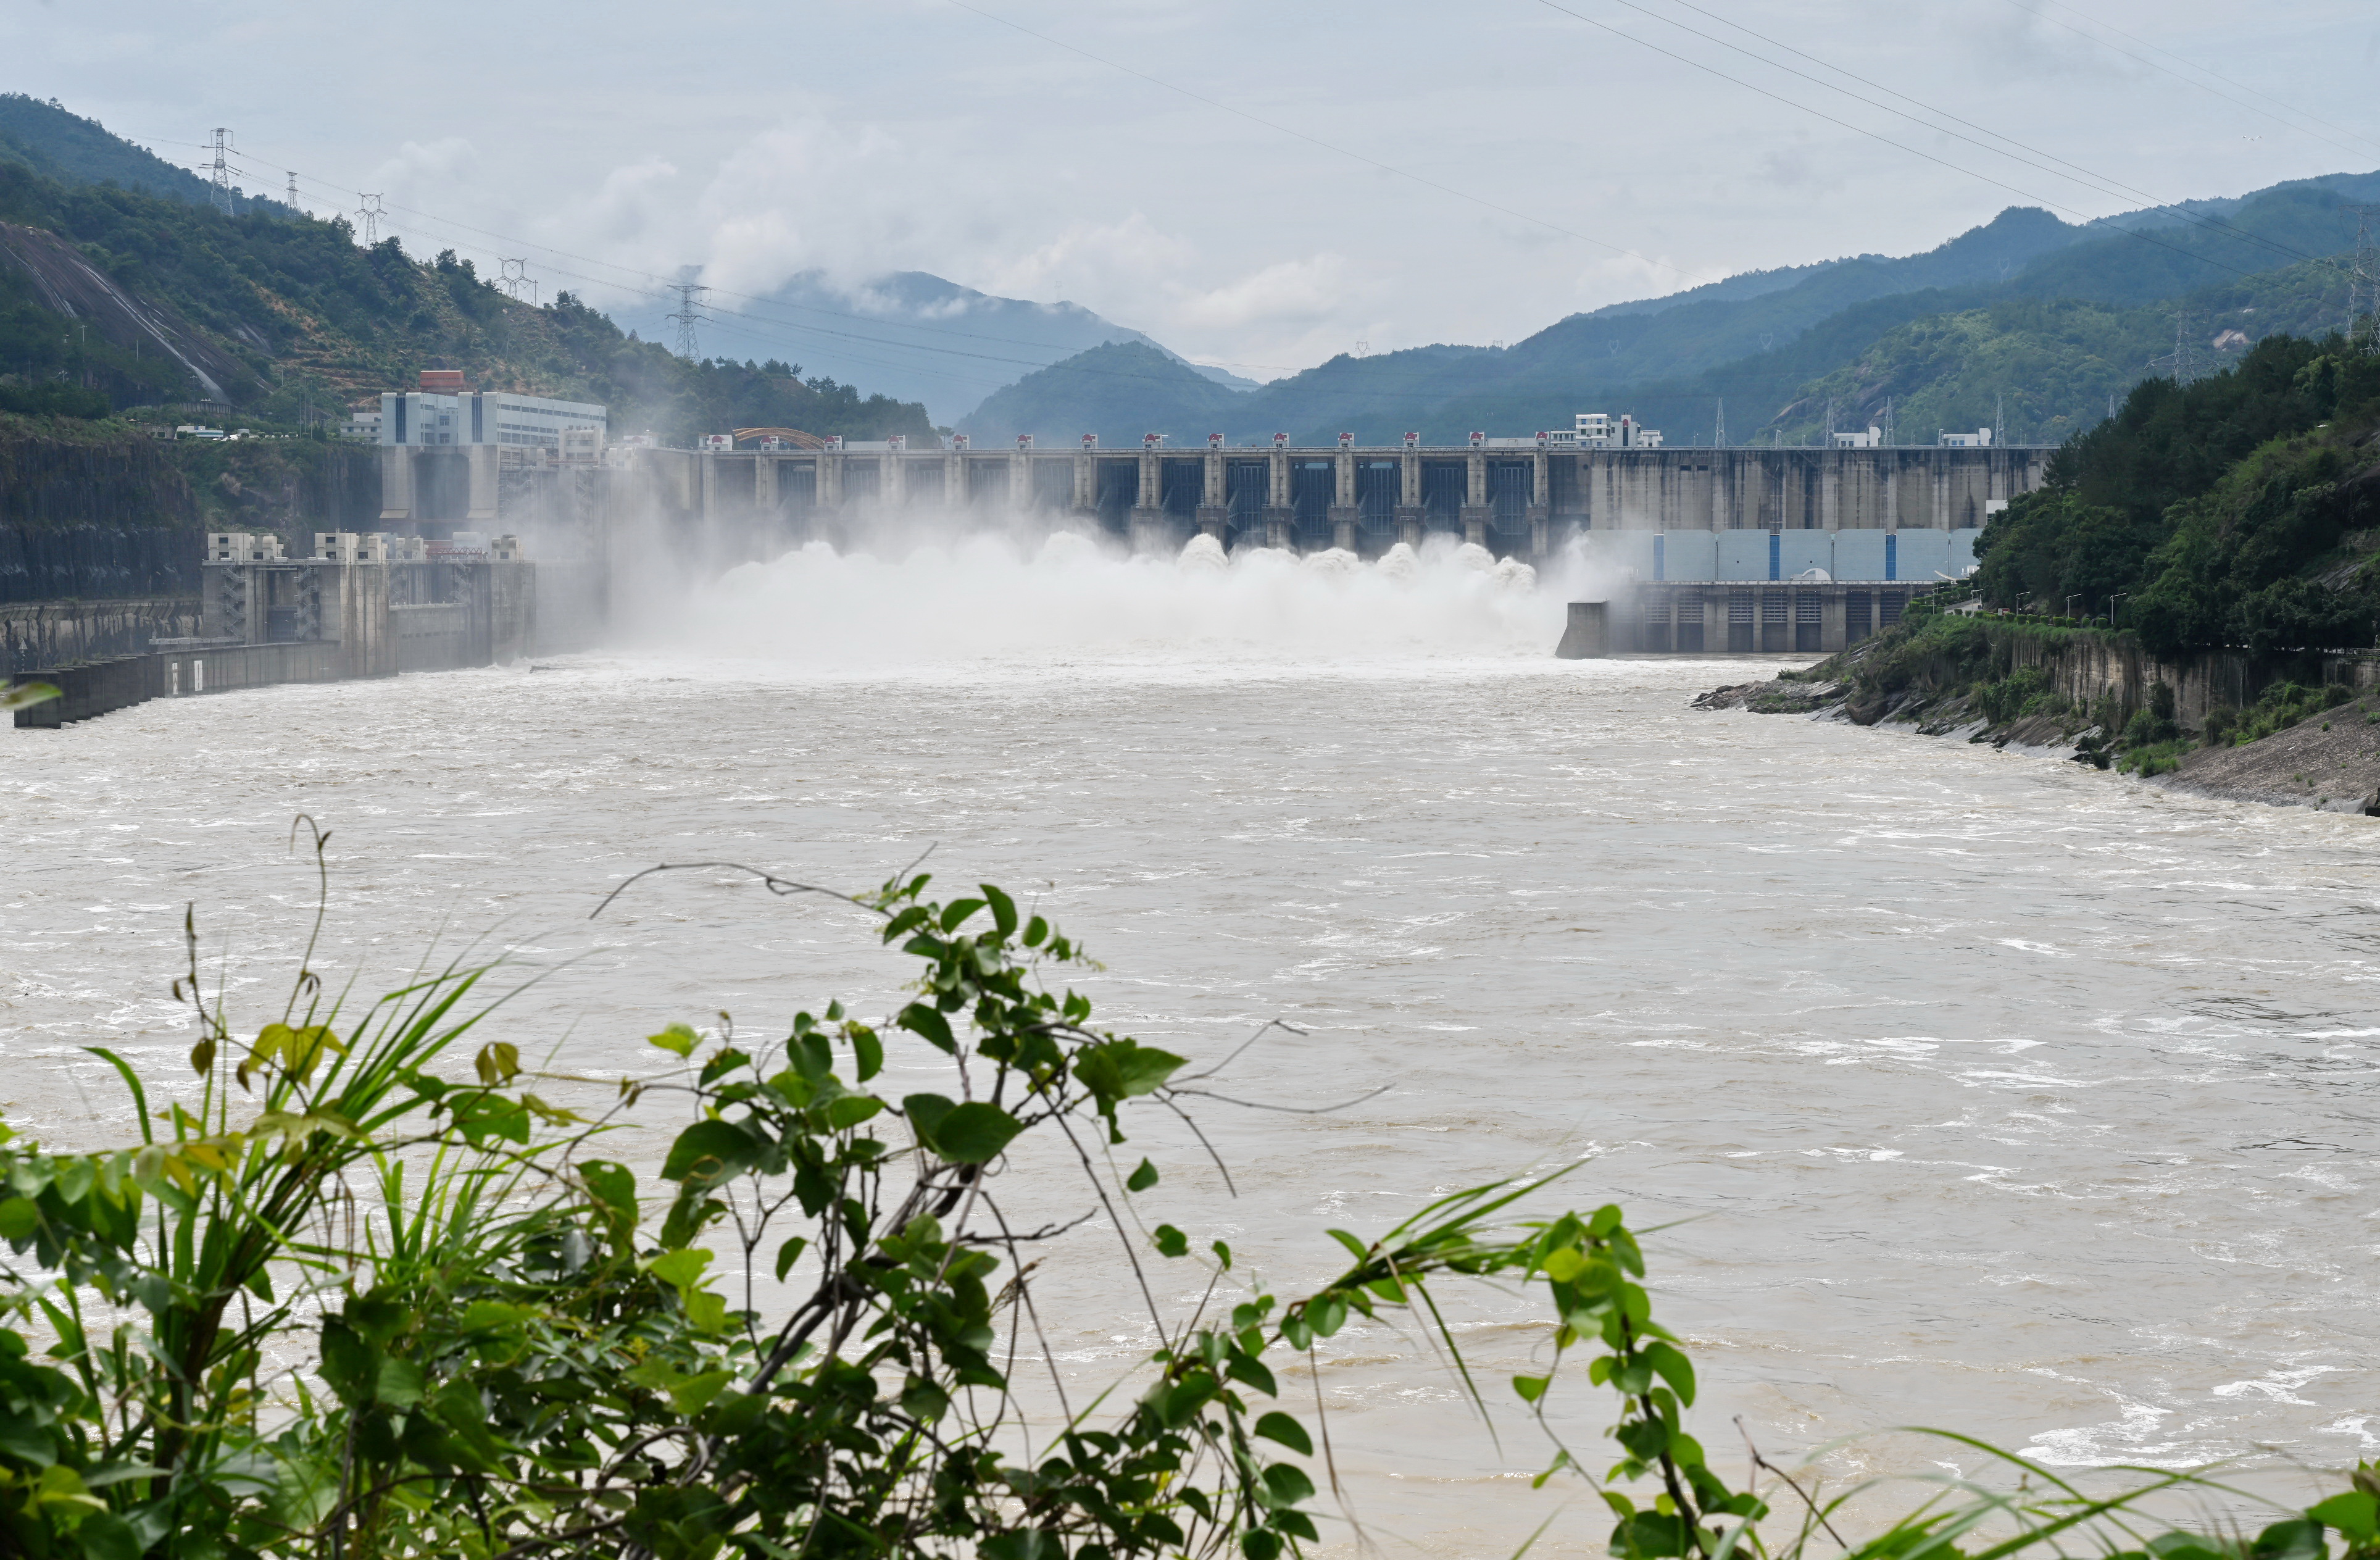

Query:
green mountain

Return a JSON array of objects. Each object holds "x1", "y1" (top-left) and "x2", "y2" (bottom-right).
[
  {"x1": 960, "y1": 340, "x2": 1246, "y2": 446},
  {"x1": 0, "y1": 96, "x2": 934, "y2": 444},
  {"x1": 0, "y1": 93, "x2": 287, "y2": 214},
  {"x1": 954, "y1": 175, "x2": 2379, "y2": 449}
]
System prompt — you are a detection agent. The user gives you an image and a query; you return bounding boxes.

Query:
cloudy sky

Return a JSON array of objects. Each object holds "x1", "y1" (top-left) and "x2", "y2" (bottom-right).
[{"x1": 9, "y1": 0, "x2": 2378, "y2": 383}]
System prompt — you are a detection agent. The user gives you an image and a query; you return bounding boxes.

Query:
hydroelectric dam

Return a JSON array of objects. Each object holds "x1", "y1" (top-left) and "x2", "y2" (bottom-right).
[{"x1": 628, "y1": 438, "x2": 2049, "y2": 580}]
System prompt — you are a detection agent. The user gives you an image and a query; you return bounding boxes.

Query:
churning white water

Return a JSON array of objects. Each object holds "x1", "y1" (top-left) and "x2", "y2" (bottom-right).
[{"x1": 4, "y1": 532, "x2": 2375, "y2": 1551}]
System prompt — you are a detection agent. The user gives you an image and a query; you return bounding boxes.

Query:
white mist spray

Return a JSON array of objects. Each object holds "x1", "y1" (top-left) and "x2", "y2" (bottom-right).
[{"x1": 617, "y1": 517, "x2": 1636, "y2": 672}]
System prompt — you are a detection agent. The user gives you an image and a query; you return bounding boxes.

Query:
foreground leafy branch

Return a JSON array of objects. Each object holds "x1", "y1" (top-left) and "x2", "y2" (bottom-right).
[{"x1": 2, "y1": 845, "x2": 2376, "y2": 1560}]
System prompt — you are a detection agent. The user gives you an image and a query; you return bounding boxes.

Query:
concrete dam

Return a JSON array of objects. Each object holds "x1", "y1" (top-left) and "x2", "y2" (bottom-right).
[{"x1": 615, "y1": 439, "x2": 2046, "y2": 575}]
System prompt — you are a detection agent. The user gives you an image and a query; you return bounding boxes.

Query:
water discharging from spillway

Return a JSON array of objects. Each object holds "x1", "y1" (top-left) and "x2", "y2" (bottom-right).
[
  {"x1": 2, "y1": 525, "x2": 2375, "y2": 1554},
  {"x1": 625, "y1": 528, "x2": 1576, "y2": 669}
]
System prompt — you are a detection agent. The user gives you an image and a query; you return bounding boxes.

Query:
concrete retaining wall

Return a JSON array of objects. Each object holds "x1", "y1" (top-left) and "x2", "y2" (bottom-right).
[
  {"x1": 2, "y1": 597, "x2": 200, "y2": 675},
  {"x1": 15, "y1": 641, "x2": 346, "y2": 728}
]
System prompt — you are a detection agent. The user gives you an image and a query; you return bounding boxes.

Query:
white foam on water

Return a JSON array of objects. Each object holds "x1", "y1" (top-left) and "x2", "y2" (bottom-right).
[{"x1": 637, "y1": 528, "x2": 1592, "y2": 671}]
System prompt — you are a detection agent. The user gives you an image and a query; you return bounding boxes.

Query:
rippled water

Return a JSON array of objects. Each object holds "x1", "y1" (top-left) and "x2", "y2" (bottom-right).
[{"x1": 4, "y1": 540, "x2": 2375, "y2": 1550}]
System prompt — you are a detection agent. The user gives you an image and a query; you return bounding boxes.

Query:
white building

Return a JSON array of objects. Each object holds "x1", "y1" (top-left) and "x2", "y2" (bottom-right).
[
  {"x1": 376, "y1": 370, "x2": 608, "y2": 527},
  {"x1": 339, "y1": 404, "x2": 383, "y2": 443},
  {"x1": 1575, "y1": 412, "x2": 1662, "y2": 449},
  {"x1": 378, "y1": 370, "x2": 605, "y2": 454},
  {"x1": 1831, "y1": 426, "x2": 1884, "y2": 449},
  {"x1": 1938, "y1": 427, "x2": 1994, "y2": 448}
]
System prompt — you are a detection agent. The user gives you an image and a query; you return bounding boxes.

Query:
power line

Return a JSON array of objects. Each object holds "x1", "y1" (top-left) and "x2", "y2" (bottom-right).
[
  {"x1": 2000, "y1": 0, "x2": 2380, "y2": 164},
  {"x1": 1527, "y1": 0, "x2": 2338, "y2": 288},
  {"x1": 934, "y1": 0, "x2": 1702, "y2": 283},
  {"x1": 1594, "y1": 0, "x2": 2337, "y2": 276}
]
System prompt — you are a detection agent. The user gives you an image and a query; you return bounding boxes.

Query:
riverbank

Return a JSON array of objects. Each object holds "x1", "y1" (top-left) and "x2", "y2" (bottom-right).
[{"x1": 1696, "y1": 611, "x2": 2380, "y2": 813}]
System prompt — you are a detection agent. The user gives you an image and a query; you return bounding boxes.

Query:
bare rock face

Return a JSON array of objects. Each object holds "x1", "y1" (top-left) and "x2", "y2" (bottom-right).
[
  {"x1": 1692, "y1": 679, "x2": 1845, "y2": 714},
  {"x1": 2158, "y1": 698, "x2": 2380, "y2": 812}
]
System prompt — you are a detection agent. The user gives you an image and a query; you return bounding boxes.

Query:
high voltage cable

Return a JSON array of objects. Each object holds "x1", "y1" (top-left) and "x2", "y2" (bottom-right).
[
  {"x1": 2002, "y1": 0, "x2": 2380, "y2": 163},
  {"x1": 1604, "y1": 0, "x2": 2339, "y2": 273},
  {"x1": 1526, "y1": 0, "x2": 2328, "y2": 286},
  {"x1": 933, "y1": 0, "x2": 1703, "y2": 283},
  {"x1": 139, "y1": 132, "x2": 1306, "y2": 374}
]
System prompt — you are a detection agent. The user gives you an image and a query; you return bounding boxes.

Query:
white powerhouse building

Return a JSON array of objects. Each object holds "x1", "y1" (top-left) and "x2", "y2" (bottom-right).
[{"x1": 378, "y1": 369, "x2": 607, "y2": 528}]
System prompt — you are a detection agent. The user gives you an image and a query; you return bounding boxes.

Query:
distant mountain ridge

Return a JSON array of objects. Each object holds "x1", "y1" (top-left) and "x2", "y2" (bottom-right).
[
  {"x1": 960, "y1": 171, "x2": 2379, "y2": 449},
  {"x1": 607, "y1": 268, "x2": 1256, "y2": 425}
]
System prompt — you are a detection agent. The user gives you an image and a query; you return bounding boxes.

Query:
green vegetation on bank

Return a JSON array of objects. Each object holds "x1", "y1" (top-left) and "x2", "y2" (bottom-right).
[
  {"x1": 6, "y1": 843, "x2": 2380, "y2": 1560},
  {"x1": 1974, "y1": 335, "x2": 2380, "y2": 656}
]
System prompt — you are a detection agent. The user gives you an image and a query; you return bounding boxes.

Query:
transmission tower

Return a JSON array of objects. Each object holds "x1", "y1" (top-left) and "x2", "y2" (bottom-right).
[
  {"x1": 355, "y1": 193, "x2": 385, "y2": 244},
  {"x1": 1713, "y1": 396, "x2": 1727, "y2": 448},
  {"x1": 285, "y1": 170, "x2": 299, "y2": 211},
  {"x1": 2155, "y1": 308, "x2": 2198, "y2": 385},
  {"x1": 666, "y1": 282, "x2": 710, "y2": 359},
  {"x1": 498, "y1": 258, "x2": 534, "y2": 301},
  {"x1": 206, "y1": 128, "x2": 235, "y2": 214},
  {"x1": 2351, "y1": 206, "x2": 2380, "y2": 355},
  {"x1": 1994, "y1": 391, "x2": 2005, "y2": 446}
]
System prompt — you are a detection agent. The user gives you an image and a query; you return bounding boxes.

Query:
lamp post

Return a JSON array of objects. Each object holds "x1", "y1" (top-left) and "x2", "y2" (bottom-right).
[
  {"x1": 2066, "y1": 594, "x2": 2082, "y2": 620},
  {"x1": 2109, "y1": 592, "x2": 2129, "y2": 630}
]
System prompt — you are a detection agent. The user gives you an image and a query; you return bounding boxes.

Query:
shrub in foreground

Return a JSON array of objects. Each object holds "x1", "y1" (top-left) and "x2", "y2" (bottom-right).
[{"x1": 2, "y1": 838, "x2": 2376, "y2": 1560}]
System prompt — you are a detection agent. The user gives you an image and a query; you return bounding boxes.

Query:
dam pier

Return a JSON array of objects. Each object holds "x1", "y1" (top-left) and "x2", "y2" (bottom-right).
[{"x1": 668, "y1": 438, "x2": 2050, "y2": 564}]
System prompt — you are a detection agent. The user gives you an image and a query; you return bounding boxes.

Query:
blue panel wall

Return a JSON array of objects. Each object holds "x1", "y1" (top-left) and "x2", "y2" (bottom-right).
[{"x1": 1777, "y1": 532, "x2": 1833, "y2": 579}]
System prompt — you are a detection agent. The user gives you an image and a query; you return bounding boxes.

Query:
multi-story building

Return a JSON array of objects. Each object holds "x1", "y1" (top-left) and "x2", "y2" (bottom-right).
[{"x1": 377, "y1": 370, "x2": 607, "y2": 528}]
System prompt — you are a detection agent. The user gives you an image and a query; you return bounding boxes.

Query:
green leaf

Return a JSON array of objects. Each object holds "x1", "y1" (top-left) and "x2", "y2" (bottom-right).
[
  {"x1": 849, "y1": 1024, "x2": 884, "y2": 1082},
  {"x1": 899, "y1": 1003, "x2": 957, "y2": 1054},
  {"x1": 1253, "y1": 1412, "x2": 1313, "y2": 1455},
  {"x1": 931, "y1": 1102, "x2": 1025, "y2": 1164},
  {"x1": 1261, "y1": 1463, "x2": 1316, "y2": 1508},
  {"x1": 1644, "y1": 1340, "x2": 1696, "y2": 1407},
  {"x1": 981, "y1": 883, "x2": 1018, "y2": 937},
  {"x1": 1071, "y1": 1038, "x2": 1188, "y2": 1104},
  {"x1": 647, "y1": 1022, "x2": 699, "y2": 1058},
  {"x1": 1312, "y1": 1293, "x2": 1348, "y2": 1337},
  {"x1": 775, "y1": 1236, "x2": 809, "y2": 1283},
  {"x1": 1512, "y1": 1374, "x2": 1549, "y2": 1404},
  {"x1": 904, "y1": 1093, "x2": 955, "y2": 1147},
  {"x1": 1212, "y1": 1239, "x2": 1233, "y2": 1270},
  {"x1": 667, "y1": 1369, "x2": 735, "y2": 1416},
  {"x1": 647, "y1": 1247, "x2": 714, "y2": 1289},
  {"x1": 940, "y1": 898, "x2": 988, "y2": 932},
  {"x1": 318, "y1": 1319, "x2": 376, "y2": 1406},
  {"x1": 0, "y1": 680, "x2": 59, "y2": 714},
  {"x1": 1325, "y1": 1228, "x2": 1370, "y2": 1262},
  {"x1": 1126, "y1": 1157, "x2": 1159, "y2": 1193},
  {"x1": 1153, "y1": 1224, "x2": 1189, "y2": 1258},
  {"x1": 2310, "y1": 1493, "x2": 2380, "y2": 1541},
  {"x1": 76, "y1": 1511, "x2": 139, "y2": 1560},
  {"x1": 824, "y1": 1095, "x2": 884, "y2": 1130},
  {"x1": 377, "y1": 1356, "x2": 425, "y2": 1409},
  {"x1": 1241, "y1": 1530, "x2": 1282, "y2": 1560},
  {"x1": 661, "y1": 1119, "x2": 759, "y2": 1186},
  {"x1": 471, "y1": 1040, "x2": 517, "y2": 1087},
  {"x1": 0, "y1": 1196, "x2": 35, "y2": 1242},
  {"x1": 1226, "y1": 1352, "x2": 1277, "y2": 1396},
  {"x1": 1023, "y1": 915, "x2": 1048, "y2": 947},
  {"x1": 1280, "y1": 1314, "x2": 1313, "y2": 1351}
]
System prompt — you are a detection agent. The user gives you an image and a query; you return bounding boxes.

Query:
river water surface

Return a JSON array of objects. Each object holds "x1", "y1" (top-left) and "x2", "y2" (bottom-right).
[{"x1": 3, "y1": 538, "x2": 2374, "y2": 1553}]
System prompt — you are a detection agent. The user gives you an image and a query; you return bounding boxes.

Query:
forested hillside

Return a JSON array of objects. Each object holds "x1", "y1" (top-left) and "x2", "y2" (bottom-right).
[
  {"x1": 1974, "y1": 334, "x2": 2380, "y2": 655},
  {"x1": 0, "y1": 96, "x2": 934, "y2": 445}
]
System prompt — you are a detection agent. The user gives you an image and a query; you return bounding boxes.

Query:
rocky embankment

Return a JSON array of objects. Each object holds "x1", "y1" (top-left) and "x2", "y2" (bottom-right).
[{"x1": 1697, "y1": 632, "x2": 2380, "y2": 815}]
